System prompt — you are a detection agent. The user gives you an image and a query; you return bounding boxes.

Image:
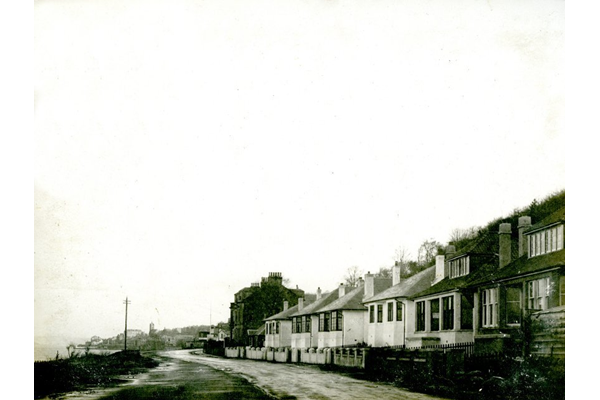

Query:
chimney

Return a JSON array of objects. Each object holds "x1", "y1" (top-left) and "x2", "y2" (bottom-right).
[
  {"x1": 392, "y1": 262, "x2": 401, "y2": 286},
  {"x1": 364, "y1": 272, "x2": 375, "y2": 298},
  {"x1": 357, "y1": 277, "x2": 364, "y2": 286},
  {"x1": 434, "y1": 255, "x2": 446, "y2": 284},
  {"x1": 446, "y1": 245, "x2": 456, "y2": 260},
  {"x1": 316, "y1": 287, "x2": 322, "y2": 300},
  {"x1": 298, "y1": 298, "x2": 304, "y2": 311},
  {"x1": 518, "y1": 216, "x2": 532, "y2": 257},
  {"x1": 338, "y1": 283, "x2": 346, "y2": 298},
  {"x1": 499, "y1": 223, "x2": 512, "y2": 268},
  {"x1": 283, "y1": 301, "x2": 289, "y2": 311}
]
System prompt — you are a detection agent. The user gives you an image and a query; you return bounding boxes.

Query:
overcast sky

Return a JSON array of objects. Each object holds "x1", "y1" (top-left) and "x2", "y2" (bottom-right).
[{"x1": 34, "y1": 0, "x2": 564, "y2": 342}]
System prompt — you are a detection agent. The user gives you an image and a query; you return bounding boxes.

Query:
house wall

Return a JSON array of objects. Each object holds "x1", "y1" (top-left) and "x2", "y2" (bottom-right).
[
  {"x1": 408, "y1": 292, "x2": 474, "y2": 346},
  {"x1": 365, "y1": 301, "x2": 409, "y2": 347},
  {"x1": 265, "y1": 320, "x2": 292, "y2": 348},
  {"x1": 315, "y1": 310, "x2": 365, "y2": 348}
]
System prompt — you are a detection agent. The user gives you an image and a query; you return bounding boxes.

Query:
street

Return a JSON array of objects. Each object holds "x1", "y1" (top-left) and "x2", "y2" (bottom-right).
[{"x1": 59, "y1": 349, "x2": 449, "y2": 400}]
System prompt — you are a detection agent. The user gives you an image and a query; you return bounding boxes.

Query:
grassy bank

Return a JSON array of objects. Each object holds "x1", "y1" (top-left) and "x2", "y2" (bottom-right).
[{"x1": 34, "y1": 350, "x2": 159, "y2": 399}]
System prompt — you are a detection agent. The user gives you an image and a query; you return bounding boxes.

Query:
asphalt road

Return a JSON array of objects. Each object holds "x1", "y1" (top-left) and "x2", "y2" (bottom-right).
[{"x1": 58, "y1": 349, "x2": 449, "y2": 400}]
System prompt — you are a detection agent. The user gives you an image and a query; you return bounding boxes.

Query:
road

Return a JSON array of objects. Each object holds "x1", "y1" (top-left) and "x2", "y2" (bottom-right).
[{"x1": 59, "y1": 349, "x2": 449, "y2": 400}]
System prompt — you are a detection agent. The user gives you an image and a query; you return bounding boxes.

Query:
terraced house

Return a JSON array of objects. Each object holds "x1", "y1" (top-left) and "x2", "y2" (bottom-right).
[
  {"x1": 470, "y1": 208, "x2": 565, "y2": 357},
  {"x1": 407, "y1": 231, "x2": 517, "y2": 347},
  {"x1": 363, "y1": 263, "x2": 435, "y2": 347}
]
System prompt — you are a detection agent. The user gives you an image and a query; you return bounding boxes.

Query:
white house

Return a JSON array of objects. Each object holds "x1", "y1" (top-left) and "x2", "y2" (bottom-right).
[{"x1": 363, "y1": 264, "x2": 435, "y2": 347}]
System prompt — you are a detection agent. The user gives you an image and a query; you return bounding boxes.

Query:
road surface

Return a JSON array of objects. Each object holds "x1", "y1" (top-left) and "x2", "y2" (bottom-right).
[{"x1": 59, "y1": 349, "x2": 449, "y2": 400}]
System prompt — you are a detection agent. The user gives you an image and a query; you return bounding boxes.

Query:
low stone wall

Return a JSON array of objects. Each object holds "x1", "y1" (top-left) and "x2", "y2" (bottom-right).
[{"x1": 224, "y1": 346, "x2": 367, "y2": 368}]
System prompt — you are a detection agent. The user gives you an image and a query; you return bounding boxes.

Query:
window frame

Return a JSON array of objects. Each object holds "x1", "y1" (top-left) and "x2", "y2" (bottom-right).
[
  {"x1": 416, "y1": 301, "x2": 425, "y2": 332},
  {"x1": 442, "y1": 295, "x2": 454, "y2": 330},
  {"x1": 396, "y1": 300, "x2": 403, "y2": 321},
  {"x1": 387, "y1": 302, "x2": 394, "y2": 322},
  {"x1": 481, "y1": 288, "x2": 499, "y2": 328}
]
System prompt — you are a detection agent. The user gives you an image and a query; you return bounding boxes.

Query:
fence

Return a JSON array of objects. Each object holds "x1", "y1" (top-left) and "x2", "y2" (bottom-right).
[{"x1": 387, "y1": 341, "x2": 475, "y2": 357}]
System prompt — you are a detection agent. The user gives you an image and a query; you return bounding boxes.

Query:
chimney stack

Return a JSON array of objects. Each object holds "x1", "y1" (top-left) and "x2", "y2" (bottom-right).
[
  {"x1": 316, "y1": 287, "x2": 322, "y2": 300},
  {"x1": 434, "y1": 255, "x2": 446, "y2": 284},
  {"x1": 339, "y1": 283, "x2": 346, "y2": 298},
  {"x1": 298, "y1": 298, "x2": 304, "y2": 311},
  {"x1": 499, "y1": 223, "x2": 512, "y2": 268},
  {"x1": 283, "y1": 301, "x2": 289, "y2": 311},
  {"x1": 446, "y1": 245, "x2": 456, "y2": 260},
  {"x1": 518, "y1": 216, "x2": 532, "y2": 257},
  {"x1": 364, "y1": 272, "x2": 375, "y2": 299},
  {"x1": 392, "y1": 262, "x2": 401, "y2": 286}
]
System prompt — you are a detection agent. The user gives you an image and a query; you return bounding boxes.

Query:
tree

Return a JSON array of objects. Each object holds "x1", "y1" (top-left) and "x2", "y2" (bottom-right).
[
  {"x1": 448, "y1": 227, "x2": 479, "y2": 250},
  {"x1": 344, "y1": 266, "x2": 363, "y2": 287},
  {"x1": 417, "y1": 239, "x2": 443, "y2": 266},
  {"x1": 375, "y1": 266, "x2": 392, "y2": 278}
]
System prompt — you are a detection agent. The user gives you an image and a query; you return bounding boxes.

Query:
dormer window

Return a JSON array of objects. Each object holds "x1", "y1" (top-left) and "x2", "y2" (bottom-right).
[
  {"x1": 528, "y1": 223, "x2": 564, "y2": 258},
  {"x1": 449, "y1": 256, "x2": 470, "y2": 278}
]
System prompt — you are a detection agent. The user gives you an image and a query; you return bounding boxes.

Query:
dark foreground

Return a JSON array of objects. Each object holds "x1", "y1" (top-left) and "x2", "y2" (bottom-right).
[{"x1": 34, "y1": 351, "x2": 159, "y2": 399}]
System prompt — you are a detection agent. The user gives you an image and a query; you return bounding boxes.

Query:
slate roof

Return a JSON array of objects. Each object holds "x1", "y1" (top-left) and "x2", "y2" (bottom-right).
[
  {"x1": 362, "y1": 266, "x2": 436, "y2": 303},
  {"x1": 264, "y1": 303, "x2": 304, "y2": 321},
  {"x1": 291, "y1": 290, "x2": 340, "y2": 317},
  {"x1": 468, "y1": 249, "x2": 565, "y2": 286},
  {"x1": 319, "y1": 285, "x2": 366, "y2": 312},
  {"x1": 526, "y1": 206, "x2": 565, "y2": 234}
]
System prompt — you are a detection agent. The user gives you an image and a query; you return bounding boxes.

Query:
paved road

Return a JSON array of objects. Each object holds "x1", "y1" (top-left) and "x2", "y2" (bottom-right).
[{"x1": 59, "y1": 349, "x2": 449, "y2": 400}]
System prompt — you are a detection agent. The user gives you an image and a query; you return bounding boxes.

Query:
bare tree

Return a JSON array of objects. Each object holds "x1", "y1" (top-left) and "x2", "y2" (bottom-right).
[
  {"x1": 417, "y1": 239, "x2": 442, "y2": 266},
  {"x1": 448, "y1": 226, "x2": 478, "y2": 245},
  {"x1": 344, "y1": 266, "x2": 364, "y2": 287},
  {"x1": 375, "y1": 266, "x2": 392, "y2": 278}
]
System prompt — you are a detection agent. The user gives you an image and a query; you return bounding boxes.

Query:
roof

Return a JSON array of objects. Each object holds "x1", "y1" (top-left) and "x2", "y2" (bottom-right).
[
  {"x1": 264, "y1": 303, "x2": 303, "y2": 321},
  {"x1": 468, "y1": 249, "x2": 565, "y2": 286},
  {"x1": 363, "y1": 266, "x2": 435, "y2": 303},
  {"x1": 526, "y1": 206, "x2": 565, "y2": 234},
  {"x1": 291, "y1": 290, "x2": 339, "y2": 317},
  {"x1": 319, "y1": 285, "x2": 366, "y2": 312}
]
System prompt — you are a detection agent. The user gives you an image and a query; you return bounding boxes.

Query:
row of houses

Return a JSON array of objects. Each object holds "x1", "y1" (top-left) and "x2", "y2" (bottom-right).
[{"x1": 234, "y1": 203, "x2": 565, "y2": 361}]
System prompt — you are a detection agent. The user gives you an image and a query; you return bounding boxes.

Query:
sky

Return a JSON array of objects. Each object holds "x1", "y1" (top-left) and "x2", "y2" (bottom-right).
[{"x1": 34, "y1": 0, "x2": 564, "y2": 344}]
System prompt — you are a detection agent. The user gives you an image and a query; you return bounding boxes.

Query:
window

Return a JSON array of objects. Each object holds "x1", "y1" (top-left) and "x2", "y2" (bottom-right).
[
  {"x1": 369, "y1": 305, "x2": 375, "y2": 323},
  {"x1": 292, "y1": 317, "x2": 297, "y2": 333},
  {"x1": 430, "y1": 299, "x2": 440, "y2": 331},
  {"x1": 303, "y1": 316, "x2": 311, "y2": 333},
  {"x1": 377, "y1": 304, "x2": 383, "y2": 323},
  {"x1": 330, "y1": 311, "x2": 343, "y2": 331},
  {"x1": 481, "y1": 288, "x2": 498, "y2": 328},
  {"x1": 396, "y1": 301, "x2": 403, "y2": 321},
  {"x1": 529, "y1": 224, "x2": 564, "y2": 258},
  {"x1": 275, "y1": 322, "x2": 279, "y2": 334},
  {"x1": 323, "y1": 312, "x2": 330, "y2": 331},
  {"x1": 559, "y1": 275, "x2": 565, "y2": 306},
  {"x1": 416, "y1": 301, "x2": 425, "y2": 331},
  {"x1": 442, "y1": 296, "x2": 454, "y2": 330},
  {"x1": 449, "y1": 256, "x2": 470, "y2": 278},
  {"x1": 387, "y1": 302, "x2": 394, "y2": 322},
  {"x1": 319, "y1": 313, "x2": 324, "y2": 331},
  {"x1": 461, "y1": 294, "x2": 473, "y2": 329},
  {"x1": 331, "y1": 311, "x2": 337, "y2": 331},
  {"x1": 527, "y1": 277, "x2": 550, "y2": 310},
  {"x1": 505, "y1": 286, "x2": 521, "y2": 325}
]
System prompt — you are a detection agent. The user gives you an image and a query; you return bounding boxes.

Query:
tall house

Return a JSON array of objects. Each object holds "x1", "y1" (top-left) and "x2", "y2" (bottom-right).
[{"x1": 229, "y1": 272, "x2": 305, "y2": 346}]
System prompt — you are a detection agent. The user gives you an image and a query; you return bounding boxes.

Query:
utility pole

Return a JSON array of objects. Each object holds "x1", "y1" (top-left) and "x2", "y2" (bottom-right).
[{"x1": 123, "y1": 297, "x2": 131, "y2": 351}]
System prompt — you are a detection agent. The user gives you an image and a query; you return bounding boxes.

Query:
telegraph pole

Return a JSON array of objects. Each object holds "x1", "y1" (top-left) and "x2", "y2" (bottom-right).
[{"x1": 123, "y1": 297, "x2": 131, "y2": 351}]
